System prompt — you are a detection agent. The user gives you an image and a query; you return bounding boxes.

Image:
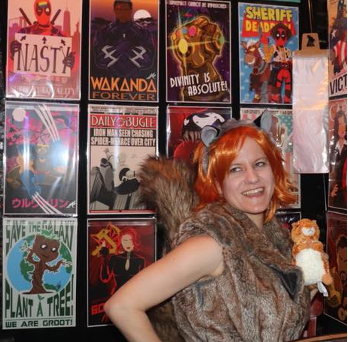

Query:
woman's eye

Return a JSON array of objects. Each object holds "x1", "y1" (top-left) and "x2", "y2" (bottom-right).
[
  {"x1": 230, "y1": 166, "x2": 241, "y2": 173},
  {"x1": 255, "y1": 161, "x2": 266, "y2": 167}
]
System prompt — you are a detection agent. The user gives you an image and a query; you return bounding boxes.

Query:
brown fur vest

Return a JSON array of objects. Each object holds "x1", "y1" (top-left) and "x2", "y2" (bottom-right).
[{"x1": 138, "y1": 157, "x2": 310, "y2": 342}]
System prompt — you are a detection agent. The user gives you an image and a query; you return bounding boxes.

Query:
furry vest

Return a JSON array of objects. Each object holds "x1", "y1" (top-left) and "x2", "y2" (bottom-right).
[{"x1": 139, "y1": 157, "x2": 310, "y2": 342}]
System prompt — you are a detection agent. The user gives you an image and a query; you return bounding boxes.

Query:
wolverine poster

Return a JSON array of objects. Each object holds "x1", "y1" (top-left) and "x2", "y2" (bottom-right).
[
  {"x1": 87, "y1": 218, "x2": 156, "y2": 326},
  {"x1": 4, "y1": 101, "x2": 79, "y2": 216},
  {"x1": 166, "y1": 0, "x2": 231, "y2": 104},
  {"x1": 89, "y1": 0, "x2": 159, "y2": 102},
  {"x1": 238, "y1": 3, "x2": 299, "y2": 105},
  {"x1": 2, "y1": 218, "x2": 77, "y2": 329},
  {"x1": 6, "y1": 0, "x2": 82, "y2": 100},
  {"x1": 88, "y1": 105, "x2": 158, "y2": 214},
  {"x1": 328, "y1": 0, "x2": 347, "y2": 97}
]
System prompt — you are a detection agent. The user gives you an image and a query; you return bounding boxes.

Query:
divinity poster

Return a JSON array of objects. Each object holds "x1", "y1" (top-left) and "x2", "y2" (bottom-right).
[
  {"x1": 328, "y1": 0, "x2": 347, "y2": 97},
  {"x1": 166, "y1": 0, "x2": 231, "y2": 104},
  {"x1": 3, "y1": 218, "x2": 77, "y2": 329},
  {"x1": 6, "y1": 0, "x2": 82, "y2": 100},
  {"x1": 89, "y1": 0, "x2": 159, "y2": 102},
  {"x1": 239, "y1": 3, "x2": 299, "y2": 104},
  {"x1": 240, "y1": 107, "x2": 300, "y2": 208},
  {"x1": 167, "y1": 106, "x2": 232, "y2": 163},
  {"x1": 88, "y1": 105, "x2": 158, "y2": 214},
  {"x1": 87, "y1": 218, "x2": 156, "y2": 326},
  {"x1": 4, "y1": 101, "x2": 79, "y2": 216}
]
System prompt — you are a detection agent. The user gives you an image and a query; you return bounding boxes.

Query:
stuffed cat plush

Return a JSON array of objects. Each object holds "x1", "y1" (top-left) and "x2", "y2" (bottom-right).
[{"x1": 291, "y1": 218, "x2": 333, "y2": 291}]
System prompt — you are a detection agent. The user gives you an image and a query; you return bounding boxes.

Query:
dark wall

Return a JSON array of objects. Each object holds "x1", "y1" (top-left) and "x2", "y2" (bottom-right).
[{"x1": 0, "y1": 0, "x2": 345, "y2": 341}]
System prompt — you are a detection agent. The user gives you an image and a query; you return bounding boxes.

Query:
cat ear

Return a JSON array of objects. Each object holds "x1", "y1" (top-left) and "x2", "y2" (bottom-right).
[{"x1": 201, "y1": 126, "x2": 220, "y2": 148}]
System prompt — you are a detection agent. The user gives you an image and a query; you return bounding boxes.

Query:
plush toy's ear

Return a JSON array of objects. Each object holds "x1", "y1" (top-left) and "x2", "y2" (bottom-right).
[{"x1": 291, "y1": 222, "x2": 298, "y2": 230}]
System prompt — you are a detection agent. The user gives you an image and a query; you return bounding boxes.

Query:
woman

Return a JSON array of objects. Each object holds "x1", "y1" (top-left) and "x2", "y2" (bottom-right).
[{"x1": 104, "y1": 119, "x2": 312, "y2": 342}]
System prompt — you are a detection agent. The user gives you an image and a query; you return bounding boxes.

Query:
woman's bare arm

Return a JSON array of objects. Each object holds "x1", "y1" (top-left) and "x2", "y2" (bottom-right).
[{"x1": 104, "y1": 235, "x2": 223, "y2": 342}]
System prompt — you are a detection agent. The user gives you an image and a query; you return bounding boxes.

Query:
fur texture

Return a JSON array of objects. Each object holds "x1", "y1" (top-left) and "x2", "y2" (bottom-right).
[{"x1": 138, "y1": 156, "x2": 197, "y2": 342}]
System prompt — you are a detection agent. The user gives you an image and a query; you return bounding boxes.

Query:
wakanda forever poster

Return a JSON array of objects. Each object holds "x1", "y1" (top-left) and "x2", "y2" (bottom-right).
[
  {"x1": 89, "y1": 0, "x2": 159, "y2": 102},
  {"x1": 166, "y1": 0, "x2": 231, "y2": 104},
  {"x1": 238, "y1": 3, "x2": 299, "y2": 105},
  {"x1": 6, "y1": 0, "x2": 82, "y2": 100}
]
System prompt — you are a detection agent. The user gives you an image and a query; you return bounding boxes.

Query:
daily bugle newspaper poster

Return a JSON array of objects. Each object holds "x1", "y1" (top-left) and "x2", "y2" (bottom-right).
[
  {"x1": 166, "y1": 0, "x2": 231, "y2": 104},
  {"x1": 89, "y1": 0, "x2": 159, "y2": 102},
  {"x1": 240, "y1": 107, "x2": 301, "y2": 208},
  {"x1": 3, "y1": 218, "x2": 77, "y2": 329},
  {"x1": 167, "y1": 106, "x2": 232, "y2": 163},
  {"x1": 238, "y1": 3, "x2": 299, "y2": 105},
  {"x1": 6, "y1": 0, "x2": 82, "y2": 100},
  {"x1": 88, "y1": 105, "x2": 158, "y2": 214},
  {"x1": 324, "y1": 212, "x2": 347, "y2": 325},
  {"x1": 328, "y1": 97, "x2": 347, "y2": 210},
  {"x1": 87, "y1": 218, "x2": 156, "y2": 326},
  {"x1": 328, "y1": 0, "x2": 347, "y2": 97},
  {"x1": 4, "y1": 101, "x2": 79, "y2": 216}
]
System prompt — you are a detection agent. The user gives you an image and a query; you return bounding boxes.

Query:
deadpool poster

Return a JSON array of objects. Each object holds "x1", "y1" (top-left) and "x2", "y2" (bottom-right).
[{"x1": 6, "y1": 0, "x2": 82, "y2": 100}]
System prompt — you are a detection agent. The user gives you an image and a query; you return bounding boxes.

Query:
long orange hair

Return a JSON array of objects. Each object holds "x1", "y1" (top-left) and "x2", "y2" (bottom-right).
[{"x1": 193, "y1": 125, "x2": 296, "y2": 222}]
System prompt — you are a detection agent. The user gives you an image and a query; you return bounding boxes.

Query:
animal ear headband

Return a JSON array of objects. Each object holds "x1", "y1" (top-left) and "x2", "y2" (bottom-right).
[{"x1": 200, "y1": 111, "x2": 273, "y2": 174}]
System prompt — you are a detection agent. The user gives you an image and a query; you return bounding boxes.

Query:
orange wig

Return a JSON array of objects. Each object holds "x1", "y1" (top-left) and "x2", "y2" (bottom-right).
[{"x1": 193, "y1": 124, "x2": 296, "y2": 222}]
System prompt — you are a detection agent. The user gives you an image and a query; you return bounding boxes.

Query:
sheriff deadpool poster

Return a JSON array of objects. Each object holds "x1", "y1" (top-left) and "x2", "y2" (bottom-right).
[
  {"x1": 89, "y1": 0, "x2": 159, "y2": 102},
  {"x1": 6, "y1": 0, "x2": 82, "y2": 100},
  {"x1": 166, "y1": 0, "x2": 231, "y2": 104},
  {"x1": 238, "y1": 3, "x2": 299, "y2": 105}
]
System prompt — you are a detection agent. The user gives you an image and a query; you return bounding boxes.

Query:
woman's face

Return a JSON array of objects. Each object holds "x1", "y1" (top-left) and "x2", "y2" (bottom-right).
[
  {"x1": 217, "y1": 137, "x2": 275, "y2": 224},
  {"x1": 121, "y1": 234, "x2": 134, "y2": 252}
]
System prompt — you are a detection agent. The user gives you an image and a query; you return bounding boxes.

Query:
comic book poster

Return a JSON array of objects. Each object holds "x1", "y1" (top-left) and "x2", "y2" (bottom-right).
[
  {"x1": 88, "y1": 105, "x2": 158, "y2": 214},
  {"x1": 6, "y1": 0, "x2": 82, "y2": 100},
  {"x1": 328, "y1": 98, "x2": 347, "y2": 210},
  {"x1": 4, "y1": 101, "x2": 79, "y2": 216},
  {"x1": 166, "y1": 0, "x2": 231, "y2": 104},
  {"x1": 240, "y1": 107, "x2": 301, "y2": 208},
  {"x1": 89, "y1": 0, "x2": 159, "y2": 102},
  {"x1": 167, "y1": 106, "x2": 232, "y2": 163},
  {"x1": 324, "y1": 212, "x2": 347, "y2": 325},
  {"x1": 275, "y1": 211, "x2": 301, "y2": 230},
  {"x1": 87, "y1": 218, "x2": 156, "y2": 326},
  {"x1": 328, "y1": 0, "x2": 347, "y2": 97},
  {"x1": 2, "y1": 218, "x2": 77, "y2": 329},
  {"x1": 238, "y1": 3, "x2": 299, "y2": 105}
]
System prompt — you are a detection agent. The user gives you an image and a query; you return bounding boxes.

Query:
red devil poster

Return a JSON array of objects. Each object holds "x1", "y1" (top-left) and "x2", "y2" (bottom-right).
[
  {"x1": 89, "y1": 0, "x2": 159, "y2": 102},
  {"x1": 87, "y1": 218, "x2": 156, "y2": 326},
  {"x1": 6, "y1": 0, "x2": 82, "y2": 100},
  {"x1": 238, "y1": 3, "x2": 299, "y2": 105}
]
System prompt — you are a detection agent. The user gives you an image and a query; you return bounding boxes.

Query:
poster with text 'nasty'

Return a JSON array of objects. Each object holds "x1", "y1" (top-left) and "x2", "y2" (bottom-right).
[
  {"x1": 89, "y1": 0, "x2": 159, "y2": 102},
  {"x1": 3, "y1": 218, "x2": 77, "y2": 329},
  {"x1": 6, "y1": 0, "x2": 82, "y2": 100},
  {"x1": 4, "y1": 101, "x2": 79, "y2": 216},
  {"x1": 88, "y1": 105, "x2": 158, "y2": 214},
  {"x1": 239, "y1": 3, "x2": 299, "y2": 105},
  {"x1": 240, "y1": 107, "x2": 300, "y2": 208},
  {"x1": 166, "y1": 0, "x2": 231, "y2": 104}
]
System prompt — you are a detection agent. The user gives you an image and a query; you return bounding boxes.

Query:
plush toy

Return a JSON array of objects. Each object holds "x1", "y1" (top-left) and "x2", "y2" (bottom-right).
[{"x1": 291, "y1": 218, "x2": 333, "y2": 295}]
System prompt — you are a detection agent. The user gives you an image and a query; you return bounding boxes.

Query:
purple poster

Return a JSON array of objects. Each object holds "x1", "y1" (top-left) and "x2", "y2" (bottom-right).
[{"x1": 166, "y1": 0, "x2": 231, "y2": 104}]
